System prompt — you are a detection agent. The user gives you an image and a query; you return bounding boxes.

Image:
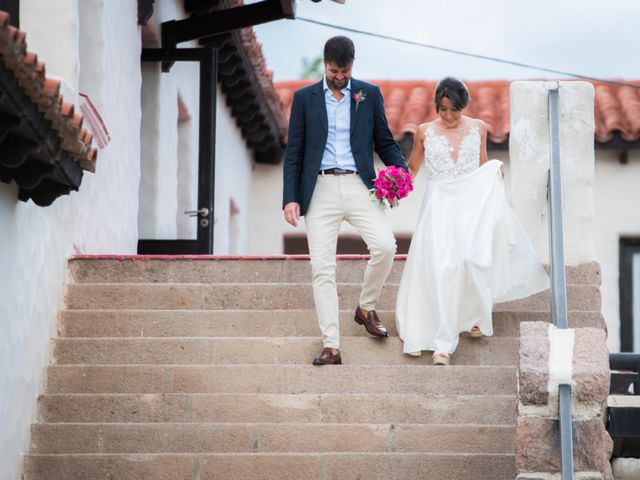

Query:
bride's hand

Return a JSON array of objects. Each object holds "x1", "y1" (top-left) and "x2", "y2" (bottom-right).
[{"x1": 500, "y1": 165, "x2": 505, "y2": 178}]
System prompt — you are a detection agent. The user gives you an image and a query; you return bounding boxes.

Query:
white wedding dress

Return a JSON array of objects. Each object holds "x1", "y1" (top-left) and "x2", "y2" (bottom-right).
[{"x1": 395, "y1": 118, "x2": 549, "y2": 356}]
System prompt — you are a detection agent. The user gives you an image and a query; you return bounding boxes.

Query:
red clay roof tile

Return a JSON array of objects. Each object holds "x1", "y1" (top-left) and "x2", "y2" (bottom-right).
[
  {"x1": 275, "y1": 79, "x2": 640, "y2": 147},
  {"x1": 237, "y1": 26, "x2": 288, "y2": 140},
  {"x1": 0, "y1": 10, "x2": 97, "y2": 171}
]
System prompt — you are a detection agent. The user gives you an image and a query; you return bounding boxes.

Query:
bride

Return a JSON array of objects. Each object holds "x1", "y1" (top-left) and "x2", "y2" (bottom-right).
[{"x1": 395, "y1": 77, "x2": 549, "y2": 365}]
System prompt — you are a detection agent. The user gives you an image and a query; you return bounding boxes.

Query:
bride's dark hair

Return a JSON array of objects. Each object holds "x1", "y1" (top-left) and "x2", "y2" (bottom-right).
[{"x1": 434, "y1": 77, "x2": 470, "y2": 112}]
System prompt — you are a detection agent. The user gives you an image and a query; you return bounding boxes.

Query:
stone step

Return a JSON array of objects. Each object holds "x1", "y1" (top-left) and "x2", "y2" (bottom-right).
[
  {"x1": 23, "y1": 454, "x2": 195, "y2": 480},
  {"x1": 24, "y1": 256, "x2": 597, "y2": 480},
  {"x1": 30, "y1": 423, "x2": 515, "y2": 454},
  {"x1": 58, "y1": 309, "x2": 605, "y2": 338},
  {"x1": 23, "y1": 453, "x2": 516, "y2": 480},
  {"x1": 38, "y1": 393, "x2": 517, "y2": 425},
  {"x1": 64, "y1": 282, "x2": 600, "y2": 312},
  {"x1": 45, "y1": 365, "x2": 517, "y2": 395},
  {"x1": 52, "y1": 337, "x2": 518, "y2": 366},
  {"x1": 69, "y1": 256, "x2": 600, "y2": 286}
]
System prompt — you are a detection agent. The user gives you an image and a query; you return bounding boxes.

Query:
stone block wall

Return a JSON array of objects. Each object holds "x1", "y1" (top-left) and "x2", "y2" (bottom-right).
[{"x1": 517, "y1": 321, "x2": 612, "y2": 479}]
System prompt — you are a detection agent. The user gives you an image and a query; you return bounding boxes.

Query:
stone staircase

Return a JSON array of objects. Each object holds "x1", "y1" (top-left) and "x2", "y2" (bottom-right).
[{"x1": 22, "y1": 257, "x2": 603, "y2": 480}]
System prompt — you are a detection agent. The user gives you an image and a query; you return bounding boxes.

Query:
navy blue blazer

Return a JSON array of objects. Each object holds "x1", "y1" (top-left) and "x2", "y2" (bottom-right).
[{"x1": 282, "y1": 78, "x2": 407, "y2": 216}]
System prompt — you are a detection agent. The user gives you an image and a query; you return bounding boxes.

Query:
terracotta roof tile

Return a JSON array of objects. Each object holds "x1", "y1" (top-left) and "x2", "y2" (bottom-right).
[
  {"x1": 0, "y1": 10, "x2": 97, "y2": 171},
  {"x1": 236, "y1": 25, "x2": 288, "y2": 141},
  {"x1": 275, "y1": 79, "x2": 640, "y2": 147}
]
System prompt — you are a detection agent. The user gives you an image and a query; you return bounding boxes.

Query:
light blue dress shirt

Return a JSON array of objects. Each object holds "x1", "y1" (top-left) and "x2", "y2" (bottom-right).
[{"x1": 320, "y1": 76, "x2": 357, "y2": 172}]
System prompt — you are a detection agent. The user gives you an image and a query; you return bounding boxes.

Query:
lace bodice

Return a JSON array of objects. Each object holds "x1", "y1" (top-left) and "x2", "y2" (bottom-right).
[{"x1": 423, "y1": 120, "x2": 481, "y2": 181}]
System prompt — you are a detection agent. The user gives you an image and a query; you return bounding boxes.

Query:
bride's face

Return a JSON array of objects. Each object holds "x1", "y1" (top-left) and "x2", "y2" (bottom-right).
[{"x1": 437, "y1": 97, "x2": 463, "y2": 128}]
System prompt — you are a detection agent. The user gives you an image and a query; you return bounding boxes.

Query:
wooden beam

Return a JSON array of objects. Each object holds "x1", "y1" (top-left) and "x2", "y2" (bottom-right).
[{"x1": 162, "y1": 0, "x2": 295, "y2": 48}]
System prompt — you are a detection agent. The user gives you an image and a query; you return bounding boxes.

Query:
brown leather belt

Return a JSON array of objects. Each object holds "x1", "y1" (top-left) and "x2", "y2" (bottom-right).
[{"x1": 319, "y1": 168, "x2": 358, "y2": 176}]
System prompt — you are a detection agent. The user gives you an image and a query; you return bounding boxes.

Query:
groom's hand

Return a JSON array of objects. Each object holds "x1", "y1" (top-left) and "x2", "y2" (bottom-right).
[{"x1": 284, "y1": 202, "x2": 301, "y2": 227}]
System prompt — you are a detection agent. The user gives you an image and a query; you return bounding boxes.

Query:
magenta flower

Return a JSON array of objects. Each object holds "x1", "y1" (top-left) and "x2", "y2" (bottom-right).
[
  {"x1": 354, "y1": 89, "x2": 367, "y2": 111},
  {"x1": 368, "y1": 166, "x2": 414, "y2": 210}
]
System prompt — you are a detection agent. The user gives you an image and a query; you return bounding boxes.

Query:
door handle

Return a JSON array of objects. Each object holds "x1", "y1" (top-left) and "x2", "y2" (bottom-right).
[{"x1": 184, "y1": 207, "x2": 210, "y2": 218}]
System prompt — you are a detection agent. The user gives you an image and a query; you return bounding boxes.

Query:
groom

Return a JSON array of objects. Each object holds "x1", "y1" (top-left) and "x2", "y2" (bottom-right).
[{"x1": 282, "y1": 36, "x2": 407, "y2": 365}]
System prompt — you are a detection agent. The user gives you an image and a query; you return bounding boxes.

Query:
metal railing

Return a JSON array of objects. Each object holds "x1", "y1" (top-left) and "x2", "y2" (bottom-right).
[{"x1": 547, "y1": 85, "x2": 574, "y2": 479}]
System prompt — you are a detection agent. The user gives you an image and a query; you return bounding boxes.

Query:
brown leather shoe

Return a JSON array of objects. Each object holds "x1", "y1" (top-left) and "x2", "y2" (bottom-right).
[
  {"x1": 312, "y1": 347, "x2": 342, "y2": 366},
  {"x1": 354, "y1": 306, "x2": 389, "y2": 337}
]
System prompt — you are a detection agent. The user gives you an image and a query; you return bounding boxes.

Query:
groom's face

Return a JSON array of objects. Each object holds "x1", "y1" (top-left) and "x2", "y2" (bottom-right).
[{"x1": 324, "y1": 60, "x2": 352, "y2": 91}]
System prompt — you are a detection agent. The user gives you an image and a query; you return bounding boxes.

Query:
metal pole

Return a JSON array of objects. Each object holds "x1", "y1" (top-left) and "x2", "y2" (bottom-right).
[
  {"x1": 548, "y1": 85, "x2": 574, "y2": 480},
  {"x1": 548, "y1": 85, "x2": 569, "y2": 330},
  {"x1": 559, "y1": 384, "x2": 575, "y2": 479}
]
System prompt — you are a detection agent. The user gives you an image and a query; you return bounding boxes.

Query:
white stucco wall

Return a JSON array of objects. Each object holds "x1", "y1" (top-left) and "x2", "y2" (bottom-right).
[
  {"x1": 73, "y1": 0, "x2": 143, "y2": 253},
  {"x1": 595, "y1": 150, "x2": 640, "y2": 352},
  {"x1": 20, "y1": 0, "x2": 80, "y2": 92},
  {"x1": 214, "y1": 85, "x2": 254, "y2": 254},
  {"x1": 169, "y1": 60, "x2": 200, "y2": 239},
  {"x1": 139, "y1": 61, "x2": 181, "y2": 239},
  {"x1": 0, "y1": 1, "x2": 141, "y2": 479},
  {"x1": 177, "y1": 119, "x2": 196, "y2": 238}
]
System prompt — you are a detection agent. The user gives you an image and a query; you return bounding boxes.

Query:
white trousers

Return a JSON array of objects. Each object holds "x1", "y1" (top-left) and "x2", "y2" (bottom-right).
[{"x1": 304, "y1": 174, "x2": 397, "y2": 348}]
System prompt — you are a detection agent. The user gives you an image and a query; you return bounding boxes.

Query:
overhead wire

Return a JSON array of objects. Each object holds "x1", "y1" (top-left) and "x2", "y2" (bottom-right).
[{"x1": 296, "y1": 16, "x2": 640, "y2": 90}]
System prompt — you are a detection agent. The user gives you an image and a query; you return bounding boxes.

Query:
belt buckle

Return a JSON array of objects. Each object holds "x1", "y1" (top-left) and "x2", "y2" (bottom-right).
[{"x1": 320, "y1": 168, "x2": 356, "y2": 176}]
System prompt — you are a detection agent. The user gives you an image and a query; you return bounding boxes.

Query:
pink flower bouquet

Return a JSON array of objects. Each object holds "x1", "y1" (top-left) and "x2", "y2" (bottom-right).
[{"x1": 369, "y1": 166, "x2": 413, "y2": 209}]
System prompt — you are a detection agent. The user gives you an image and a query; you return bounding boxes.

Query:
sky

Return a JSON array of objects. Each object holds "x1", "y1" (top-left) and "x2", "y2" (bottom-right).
[{"x1": 253, "y1": 0, "x2": 640, "y2": 83}]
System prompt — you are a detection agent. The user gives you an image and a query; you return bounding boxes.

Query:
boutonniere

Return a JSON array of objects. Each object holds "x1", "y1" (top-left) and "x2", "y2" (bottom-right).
[{"x1": 354, "y1": 89, "x2": 367, "y2": 111}]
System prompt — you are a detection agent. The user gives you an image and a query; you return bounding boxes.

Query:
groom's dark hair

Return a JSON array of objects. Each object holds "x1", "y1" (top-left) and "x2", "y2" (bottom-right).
[
  {"x1": 323, "y1": 36, "x2": 355, "y2": 67},
  {"x1": 434, "y1": 77, "x2": 470, "y2": 112}
]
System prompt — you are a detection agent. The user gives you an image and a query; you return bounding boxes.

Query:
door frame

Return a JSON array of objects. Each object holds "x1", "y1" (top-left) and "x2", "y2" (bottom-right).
[
  {"x1": 620, "y1": 237, "x2": 640, "y2": 351},
  {"x1": 138, "y1": 47, "x2": 217, "y2": 254}
]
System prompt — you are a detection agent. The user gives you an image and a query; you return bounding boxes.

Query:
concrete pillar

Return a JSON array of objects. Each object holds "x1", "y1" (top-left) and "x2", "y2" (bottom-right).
[{"x1": 509, "y1": 81, "x2": 597, "y2": 266}]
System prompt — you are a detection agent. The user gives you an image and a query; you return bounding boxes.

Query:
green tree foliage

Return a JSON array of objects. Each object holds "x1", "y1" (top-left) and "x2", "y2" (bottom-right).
[{"x1": 300, "y1": 55, "x2": 323, "y2": 79}]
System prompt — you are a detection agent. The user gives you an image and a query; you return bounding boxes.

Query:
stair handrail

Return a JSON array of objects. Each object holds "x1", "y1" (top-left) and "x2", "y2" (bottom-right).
[{"x1": 547, "y1": 84, "x2": 575, "y2": 479}]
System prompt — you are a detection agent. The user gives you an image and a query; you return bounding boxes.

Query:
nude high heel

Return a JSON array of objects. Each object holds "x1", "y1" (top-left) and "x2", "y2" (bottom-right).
[
  {"x1": 470, "y1": 326, "x2": 483, "y2": 338},
  {"x1": 432, "y1": 352, "x2": 450, "y2": 366}
]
